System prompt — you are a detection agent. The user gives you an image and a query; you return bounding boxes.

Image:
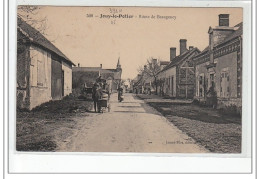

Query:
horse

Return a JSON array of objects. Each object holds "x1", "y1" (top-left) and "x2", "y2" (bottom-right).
[{"x1": 92, "y1": 84, "x2": 103, "y2": 113}]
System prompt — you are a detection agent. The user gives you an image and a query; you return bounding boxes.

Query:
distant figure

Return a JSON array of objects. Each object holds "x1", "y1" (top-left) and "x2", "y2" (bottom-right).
[
  {"x1": 92, "y1": 82, "x2": 102, "y2": 112},
  {"x1": 117, "y1": 86, "x2": 123, "y2": 102}
]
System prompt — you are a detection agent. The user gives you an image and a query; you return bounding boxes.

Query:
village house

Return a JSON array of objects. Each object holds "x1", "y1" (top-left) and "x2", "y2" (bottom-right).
[
  {"x1": 193, "y1": 14, "x2": 242, "y2": 113},
  {"x1": 72, "y1": 59, "x2": 122, "y2": 93},
  {"x1": 17, "y1": 17, "x2": 75, "y2": 110},
  {"x1": 131, "y1": 74, "x2": 143, "y2": 93},
  {"x1": 133, "y1": 59, "x2": 168, "y2": 94},
  {"x1": 157, "y1": 40, "x2": 200, "y2": 99}
]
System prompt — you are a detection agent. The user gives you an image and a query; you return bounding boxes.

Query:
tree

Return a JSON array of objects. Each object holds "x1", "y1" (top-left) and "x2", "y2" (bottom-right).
[
  {"x1": 17, "y1": 6, "x2": 48, "y2": 35},
  {"x1": 138, "y1": 58, "x2": 161, "y2": 95}
]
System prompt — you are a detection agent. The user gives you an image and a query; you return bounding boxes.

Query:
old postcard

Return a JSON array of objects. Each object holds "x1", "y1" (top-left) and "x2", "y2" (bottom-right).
[
  {"x1": 10, "y1": 1, "x2": 253, "y2": 173},
  {"x1": 16, "y1": 6, "x2": 244, "y2": 153}
]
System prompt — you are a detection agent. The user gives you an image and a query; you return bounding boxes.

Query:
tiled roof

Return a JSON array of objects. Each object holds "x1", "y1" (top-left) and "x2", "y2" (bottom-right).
[
  {"x1": 72, "y1": 67, "x2": 101, "y2": 72},
  {"x1": 72, "y1": 66, "x2": 121, "y2": 80},
  {"x1": 160, "y1": 48, "x2": 199, "y2": 73},
  {"x1": 18, "y1": 17, "x2": 75, "y2": 66},
  {"x1": 101, "y1": 69, "x2": 117, "y2": 73},
  {"x1": 160, "y1": 61, "x2": 170, "y2": 65}
]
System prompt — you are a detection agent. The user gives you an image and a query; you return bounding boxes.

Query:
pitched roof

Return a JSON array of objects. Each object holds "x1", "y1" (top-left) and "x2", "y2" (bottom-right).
[
  {"x1": 103, "y1": 69, "x2": 117, "y2": 73},
  {"x1": 160, "y1": 61, "x2": 170, "y2": 65},
  {"x1": 17, "y1": 17, "x2": 75, "y2": 66},
  {"x1": 160, "y1": 48, "x2": 199, "y2": 73},
  {"x1": 72, "y1": 67, "x2": 101, "y2": 72}
]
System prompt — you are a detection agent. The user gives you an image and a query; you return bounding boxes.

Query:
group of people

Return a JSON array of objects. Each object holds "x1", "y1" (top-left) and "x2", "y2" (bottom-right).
[{"x1": 91, "y1": 76, "x2": 124, "y2": 110}]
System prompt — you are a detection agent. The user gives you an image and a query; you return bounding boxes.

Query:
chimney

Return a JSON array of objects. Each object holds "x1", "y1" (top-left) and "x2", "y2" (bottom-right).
[
  {"x1": 219, "y1": 14, "x2": 229, "y2": 27},
  {"x1": 100, "y1": 64, "x2": 102, "y2": 68},
  {"x1": 78, "y1": 63, "x2": 80, "y2": 67},
  {"x1": 189, "y1": 46, "x2": 194, "y2": 51},
  {"x1": 170, "y1": 47, "x2": 176, "y2": 61},
  {"x1": 180, "y1": 39, "x2": 187, "y2": 55}
]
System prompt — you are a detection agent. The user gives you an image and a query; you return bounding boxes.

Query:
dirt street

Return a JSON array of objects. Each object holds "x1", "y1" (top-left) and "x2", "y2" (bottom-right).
[{"x1": 57, "y1": 93, "x2": 208, "y2": 153}]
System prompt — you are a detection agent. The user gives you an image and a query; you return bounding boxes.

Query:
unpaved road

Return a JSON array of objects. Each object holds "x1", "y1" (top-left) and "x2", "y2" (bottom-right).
[{"x1": 57, "y1": 93, "x2": 208, "y2": 153}]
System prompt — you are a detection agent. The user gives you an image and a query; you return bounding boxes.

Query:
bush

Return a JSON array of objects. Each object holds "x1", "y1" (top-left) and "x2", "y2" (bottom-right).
[{"x1": 218, "y1": 104, "x2": 241, "y2": 117}]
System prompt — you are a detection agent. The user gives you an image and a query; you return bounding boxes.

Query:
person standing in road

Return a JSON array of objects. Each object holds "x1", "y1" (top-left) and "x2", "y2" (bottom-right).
[{"x1": 117, "y1": 85, "x2": 123, "y2": 102}]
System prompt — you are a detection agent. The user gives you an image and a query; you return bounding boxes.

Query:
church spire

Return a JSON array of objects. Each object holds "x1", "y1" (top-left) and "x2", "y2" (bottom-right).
[{"x1": 116, "y1": 57, "x2": 121, "y2": 70}]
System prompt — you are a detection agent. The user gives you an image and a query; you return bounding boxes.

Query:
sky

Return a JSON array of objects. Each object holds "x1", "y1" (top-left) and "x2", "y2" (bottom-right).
[{"x1": 19, "y1": 6, "x2": 243, "y2": 79}]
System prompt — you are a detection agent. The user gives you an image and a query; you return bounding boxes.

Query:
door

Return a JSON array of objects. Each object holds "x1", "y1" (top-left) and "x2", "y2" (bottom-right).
[{"x1": 51, "y1": 58, "x2": 62, "y2": 100}]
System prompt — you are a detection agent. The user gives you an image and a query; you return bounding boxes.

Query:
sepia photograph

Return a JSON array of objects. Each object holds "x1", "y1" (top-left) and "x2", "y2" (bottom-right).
[{"x1": 16, "y1": 6, "x2": 244, "y2": 154}]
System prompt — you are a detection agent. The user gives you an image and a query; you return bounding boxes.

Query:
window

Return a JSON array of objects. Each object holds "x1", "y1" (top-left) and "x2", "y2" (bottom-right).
[
  {"x1": 37, "y1": 60, "x2": 45, "y2": 86},
  {"x1": 210, "y1": 73, "x2": 215, "y2": 87},
  {"x1": 199, "y1": 76, "x2": 203, "y2": 85},
  {"x1": 198, "y1": 74, "x2": 204, "y2": 97},
  {"x1": 199, "y1": 88, "x2": 203, "y2": 97},
  {"x1": 30, "y1": 46, "x2": 48, "y2": 87},
  {"x1": 220, "y1": 69, "x2": 230, "y2": 98}
]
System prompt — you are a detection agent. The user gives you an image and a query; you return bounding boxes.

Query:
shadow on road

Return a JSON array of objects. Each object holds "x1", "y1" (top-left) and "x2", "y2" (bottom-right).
[
  {"x1": 113, "y1": 111, "x2": 146, "y2": 113},
  {"x1": 119, "y1": 106, "x2": 142, "y2": 108}
]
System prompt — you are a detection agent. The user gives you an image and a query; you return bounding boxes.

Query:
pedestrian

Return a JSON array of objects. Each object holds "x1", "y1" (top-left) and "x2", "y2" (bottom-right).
[{"x1": 117, "y1": 85, "x2": 123, "y2": 102}]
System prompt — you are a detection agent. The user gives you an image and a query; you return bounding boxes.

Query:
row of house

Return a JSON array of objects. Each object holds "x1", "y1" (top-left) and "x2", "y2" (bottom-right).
[
  {"x1": 133, "y1": 14, "x2": 242, "y2": 112},
  {"x1": 17, "y1": 17, "x2": 122, "y2": 110}
]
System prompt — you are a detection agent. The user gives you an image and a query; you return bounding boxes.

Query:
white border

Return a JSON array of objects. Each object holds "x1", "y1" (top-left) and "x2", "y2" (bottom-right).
[{"x1": 8, "y1": 0, "x2": 253, "y2": 174}]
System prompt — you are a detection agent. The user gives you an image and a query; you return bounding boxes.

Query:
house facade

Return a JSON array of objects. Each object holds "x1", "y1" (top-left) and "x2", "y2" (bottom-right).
[
  {"x1": 17, "y1": 17, "x2": 75, "y2": 110},
  {"x1": 157, "y1": 39, "x2": 200, "y2": 99},
  {"x1": 193, "y1": 14, "x2": 242, "y2": 112},
  {"x1": 72, "y1": 59, "x2": 122, "y2": 92}
]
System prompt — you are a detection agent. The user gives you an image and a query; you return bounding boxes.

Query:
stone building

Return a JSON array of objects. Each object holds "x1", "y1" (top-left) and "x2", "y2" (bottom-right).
[
  {"x1": 17, "y1": 17, "x2": 75, "y2": 110},
  {"x1": 193, "y1": 14, "x2": 242, "y2": 113},
  {"x1": 72, "y1": 59, "x2": 122, "y2": 92},
  {"x1": 157, "y1": 40, "x2": 200, "y2": 98}
]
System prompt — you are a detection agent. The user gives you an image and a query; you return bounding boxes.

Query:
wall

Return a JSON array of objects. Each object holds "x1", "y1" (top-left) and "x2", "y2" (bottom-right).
[
  {"x1": 29, "y1": 45, "x2": 52, "y2": 110},
  {"x1": 212, "y1": 29, "x2": 234, "y2": 46},
  {"x1": 215, "y1": 51, "x2": 238, "y2": 98},
  {"x1": 164, "y1": 67, "x2": 176, "y2": 97},
  {"x1": 177, "y1": 56, "x2": 197, "y2": 99},
  {"x1": 194, "y1": 51, "x2": 240, "y2": 112},
  {"x1": 156, "y1": 71, "x2": 165, "y2": 95},
  {"x1": 72, "y1": 69, "x2": 100, "y2": 89},
  {"x1": 194, "y1": 61, "x2": 209, "y2": 100},
  {"x1": 17, "y1": 41, "x2": 30, "y2": 109},
  {"x1": 62, "y1": 61, "x2": 72, "y2": 96}
]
